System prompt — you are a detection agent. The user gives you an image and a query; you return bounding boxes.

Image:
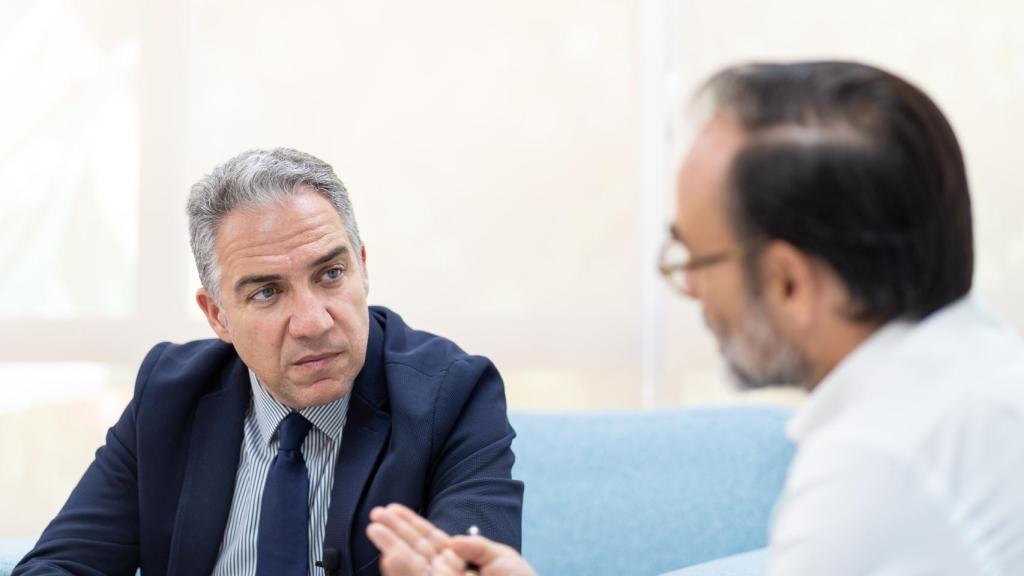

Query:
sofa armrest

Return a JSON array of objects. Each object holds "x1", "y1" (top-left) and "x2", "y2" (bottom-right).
[{"x1": 658, "y1": 548, "x2": 767, "y2": 576}]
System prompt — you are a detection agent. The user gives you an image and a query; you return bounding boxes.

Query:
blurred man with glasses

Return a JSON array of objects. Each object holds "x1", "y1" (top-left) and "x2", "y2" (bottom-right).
[{"x1": 366, "y1": 61, "x2": 1024, "y2": 575}]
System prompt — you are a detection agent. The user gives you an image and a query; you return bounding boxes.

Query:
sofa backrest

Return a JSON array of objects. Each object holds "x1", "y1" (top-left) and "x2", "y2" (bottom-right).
[
  {"x1": 1, "y1": 407, "x2": 794, "y2": 576},
  {"x1": 0, "y1": 539, "x2": 34, "y2": 576},
  {"x1": 509, "y1": 406, "x2": 794, "y2": 576}
]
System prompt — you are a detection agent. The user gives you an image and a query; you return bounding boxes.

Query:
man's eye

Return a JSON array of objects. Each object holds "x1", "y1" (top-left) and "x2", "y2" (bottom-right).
[
  {"x1": 323, "y1": 267, "x2": 344, "y2": 281},
  {"x1": 252, "y1": 287, "x2": 278, "y2": 301}
]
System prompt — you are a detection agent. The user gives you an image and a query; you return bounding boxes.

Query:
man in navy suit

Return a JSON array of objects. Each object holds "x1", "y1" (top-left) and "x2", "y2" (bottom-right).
[{"x1": 15, "y1": 148, "x2": 522, "y2": 576}]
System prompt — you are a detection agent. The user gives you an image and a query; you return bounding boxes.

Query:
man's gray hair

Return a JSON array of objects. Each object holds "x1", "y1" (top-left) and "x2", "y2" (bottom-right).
[{"x1": 187, "y1": 148, "x2": 362, "y2": 300}]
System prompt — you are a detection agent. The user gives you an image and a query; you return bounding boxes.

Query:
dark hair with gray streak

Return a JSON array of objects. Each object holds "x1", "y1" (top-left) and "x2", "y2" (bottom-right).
[
  {"x1": 698, "y1": 61, "x2": 973, "y2": 323},
  {"x1": 187, "y1": 148, "x2": 362, "y2": 301}
]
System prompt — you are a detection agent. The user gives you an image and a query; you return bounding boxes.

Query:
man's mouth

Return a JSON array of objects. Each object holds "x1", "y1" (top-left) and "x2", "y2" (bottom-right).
[{"x1": 293, "y1": 352, "x2": 342, "y2": 369}]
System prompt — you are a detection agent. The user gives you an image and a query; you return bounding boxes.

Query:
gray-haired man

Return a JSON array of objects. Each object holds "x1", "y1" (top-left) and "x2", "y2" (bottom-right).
[{"x1": 16, "y1": 148, "x2": 523, "y2": 576}]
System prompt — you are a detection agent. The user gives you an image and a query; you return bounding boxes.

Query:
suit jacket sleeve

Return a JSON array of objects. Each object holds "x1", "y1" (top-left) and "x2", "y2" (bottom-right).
[
  {"x1": 13, "y1": 344, "x2": 169, "y2": 575},
  {"x1": 423, "y1": 355, "x2": 523, "y2": 551}
]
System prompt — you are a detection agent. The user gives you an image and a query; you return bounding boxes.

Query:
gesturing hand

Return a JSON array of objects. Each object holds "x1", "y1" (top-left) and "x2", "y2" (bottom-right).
[
  {"x1": 441, "y1": 534, "x2": 538, "y2": 576},
  {"x1": 366, "y1": 503, "x2": 537, "y2": 576},
  {"x1": 367, "y1": 504, "x2": 452, "y2": 576}
]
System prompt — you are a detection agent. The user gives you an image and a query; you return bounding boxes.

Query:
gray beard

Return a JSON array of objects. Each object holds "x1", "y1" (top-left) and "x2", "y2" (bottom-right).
[{"x1": 721, "y1": 298, "x2": 810, "y2": 390}]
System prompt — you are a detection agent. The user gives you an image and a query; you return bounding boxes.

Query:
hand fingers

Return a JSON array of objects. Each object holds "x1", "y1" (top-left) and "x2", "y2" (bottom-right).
[
  {"x1": 448, "y1": 535, "x2": 509, "y2": 566},
  {"x1": 449, "y1": 536, "x2": 537, "y2": 576},
  {"x1": 430, "y1": 549, "x2": 465, "y2": 576},
  {"x1": 366, "y1": 523, "x2": 430, "y2": 576},
  {"x1": 370, "y1": 506, "x2": 440, "y2": 559},
  {"x1": 366, "y1": 522, "x2": 406, "y2": 553},
  {"x1": 388, "y1": 503, "x2": 452, "y2": 550}
]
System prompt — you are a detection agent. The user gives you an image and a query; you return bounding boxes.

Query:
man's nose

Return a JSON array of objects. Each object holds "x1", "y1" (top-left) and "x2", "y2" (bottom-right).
[
  {"x1": 681, "y1": 270, "x2": 701, "y2": 300},
  {"x1": 288, "y1": 288, "x2": 333, "y2": 339}
]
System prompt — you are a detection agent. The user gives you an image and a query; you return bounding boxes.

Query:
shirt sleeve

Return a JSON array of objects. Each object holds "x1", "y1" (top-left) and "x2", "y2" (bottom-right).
[{"x1": 768, "y1": 441, "x2": 982, "y2": 576}]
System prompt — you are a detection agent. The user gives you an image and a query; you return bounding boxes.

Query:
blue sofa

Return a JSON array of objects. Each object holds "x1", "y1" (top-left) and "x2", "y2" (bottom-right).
[
  {"x1": 0, "y1": 540, "x2": 33, "y2": 576},
  {"x1": 1, "y1": 405, "x2": 793, "y2": 575},
  {"x1": 510, "y1": 406, "x2": 792, "y2": 575},
  {"x1": 661, "y1": 548, "x2": 769, "y2": 575}
]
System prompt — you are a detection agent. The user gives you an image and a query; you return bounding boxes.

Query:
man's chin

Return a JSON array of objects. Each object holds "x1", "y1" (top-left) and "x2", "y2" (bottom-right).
[
  {"x1": 723, "y1": 356, "x2": 808, "y2": 391},
  {"x1": 718, "y1": 311, "x2": 809, "y2": 390},
  {"x1": 284, "y1": 377, "x2": 352, "y2": 409},
  {"x1": 724, "y1": 360, "x2": 772, "y2": 391},
  {"x1": 720, "y1": 336, "x2": 807, "y2": 390}
]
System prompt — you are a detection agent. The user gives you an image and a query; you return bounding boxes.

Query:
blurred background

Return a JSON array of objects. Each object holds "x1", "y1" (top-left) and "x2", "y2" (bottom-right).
[{"x1": 1, "y1": 0, "x2": 1022, "y2": 538}]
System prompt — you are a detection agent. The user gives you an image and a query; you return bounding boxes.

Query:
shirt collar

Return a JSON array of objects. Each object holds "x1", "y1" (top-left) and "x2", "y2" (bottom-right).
[
  {"x1": 249, "y1": 369, "x2": 351, "y2": 445},
  {"x1": 785, "y1": 298, "x2": 982, "y2": 444},
  {"x1": 785, "y1": 317, "x2": 913, "y2": 444}
]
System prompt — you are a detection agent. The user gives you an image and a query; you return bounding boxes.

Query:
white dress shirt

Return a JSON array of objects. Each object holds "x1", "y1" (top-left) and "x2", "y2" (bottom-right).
[
  {"x1": 211, "y1": 370, "x2": 350, "y2": 576},
  {"x1": 769, "y1": 298, "x2": 1024, "y2": 576}
]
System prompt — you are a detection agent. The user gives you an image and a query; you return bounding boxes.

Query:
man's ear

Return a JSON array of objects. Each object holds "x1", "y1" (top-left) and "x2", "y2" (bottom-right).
[
  {"x1": 757, "y1": 241, "x2": 818, "y2": 331},
  {"x1": 196, "y1": 288, "x2": 233, "y2": 343}
]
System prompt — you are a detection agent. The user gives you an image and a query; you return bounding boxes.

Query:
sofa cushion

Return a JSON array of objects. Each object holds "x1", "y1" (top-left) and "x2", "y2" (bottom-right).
[{"x1": 510, "y1": 406, "x2": 793, "y2": 576}]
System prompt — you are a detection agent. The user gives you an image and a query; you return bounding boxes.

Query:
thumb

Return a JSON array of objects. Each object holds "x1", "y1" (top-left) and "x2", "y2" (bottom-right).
[{"x1": 448, "y1": 535, "x2": 514, "y2": 565}]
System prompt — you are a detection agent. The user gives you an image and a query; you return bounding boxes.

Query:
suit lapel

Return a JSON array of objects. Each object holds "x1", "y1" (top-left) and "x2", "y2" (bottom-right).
[
  {"x1": 166, "y1": 358, "x2": 250, "y2": 576},
  {"x1": 323, "y1": 310, "x2": 390, "y2": 576}
]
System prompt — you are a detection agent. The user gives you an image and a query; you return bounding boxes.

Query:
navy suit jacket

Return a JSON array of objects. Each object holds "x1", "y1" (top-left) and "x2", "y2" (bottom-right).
[{"x1": 16, "y1": 306, "x2": 523, "y2": 576}]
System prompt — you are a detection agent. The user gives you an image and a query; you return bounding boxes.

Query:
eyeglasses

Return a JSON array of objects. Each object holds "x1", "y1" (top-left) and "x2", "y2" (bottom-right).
[{"x1": 658, "y1": 230, "x2": 742, "y2": 295}]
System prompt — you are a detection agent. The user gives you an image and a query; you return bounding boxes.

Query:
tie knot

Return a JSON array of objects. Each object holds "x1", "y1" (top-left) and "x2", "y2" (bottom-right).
[{"x1": 276, "y1": 412, "x2": 312, "y2": 451}]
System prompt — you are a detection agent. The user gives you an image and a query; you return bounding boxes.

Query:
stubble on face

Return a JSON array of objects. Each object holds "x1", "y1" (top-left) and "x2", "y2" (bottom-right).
[
  {"x1": 675, "y1": 114, "x2": 811, "y2": 391},
  {"x1": 207, "y1": 189, "x2": 370, "y2": 409},
  {"x1": 719, "y1": 291, "x2": 811, "y2": 390}
]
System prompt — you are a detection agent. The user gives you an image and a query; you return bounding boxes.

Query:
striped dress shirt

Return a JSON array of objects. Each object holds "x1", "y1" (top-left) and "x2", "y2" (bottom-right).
[{"x1": 211, "y1": 370, "x2": 351, "y2": 576}]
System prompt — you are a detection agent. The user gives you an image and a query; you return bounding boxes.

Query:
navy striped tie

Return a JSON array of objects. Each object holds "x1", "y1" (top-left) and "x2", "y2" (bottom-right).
[{"x1": 257, "y1": 412, "x2": 313, "y2": 576}]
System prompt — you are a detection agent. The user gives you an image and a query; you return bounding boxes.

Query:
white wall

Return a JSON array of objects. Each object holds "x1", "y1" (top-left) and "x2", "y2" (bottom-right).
[{"x1": 1, "y1": 0, "x2": 1021, "y2": 537}]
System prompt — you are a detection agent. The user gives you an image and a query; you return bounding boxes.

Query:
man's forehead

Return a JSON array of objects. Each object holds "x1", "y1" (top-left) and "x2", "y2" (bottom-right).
[
  {"x1": 685, "y1": 113, "x2": 746, "y2": 175},
  {"x1": 216, "y1": 192, "x2": 350, "y2": 269},
  {"x1": 674, "y1": 113, "x2": 747, "y2": 243}
]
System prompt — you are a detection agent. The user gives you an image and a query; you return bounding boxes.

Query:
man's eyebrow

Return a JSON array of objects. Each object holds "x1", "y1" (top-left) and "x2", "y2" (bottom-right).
[
  {"x1": 234, "y1": 274, "x2": 283, "y2": 295},
  {"x1": 232, "y1": 246, "x2": 351, "y2": 296},
  {"x1": 311, "y1": 246, "x2": 349, "y2": 269}
]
